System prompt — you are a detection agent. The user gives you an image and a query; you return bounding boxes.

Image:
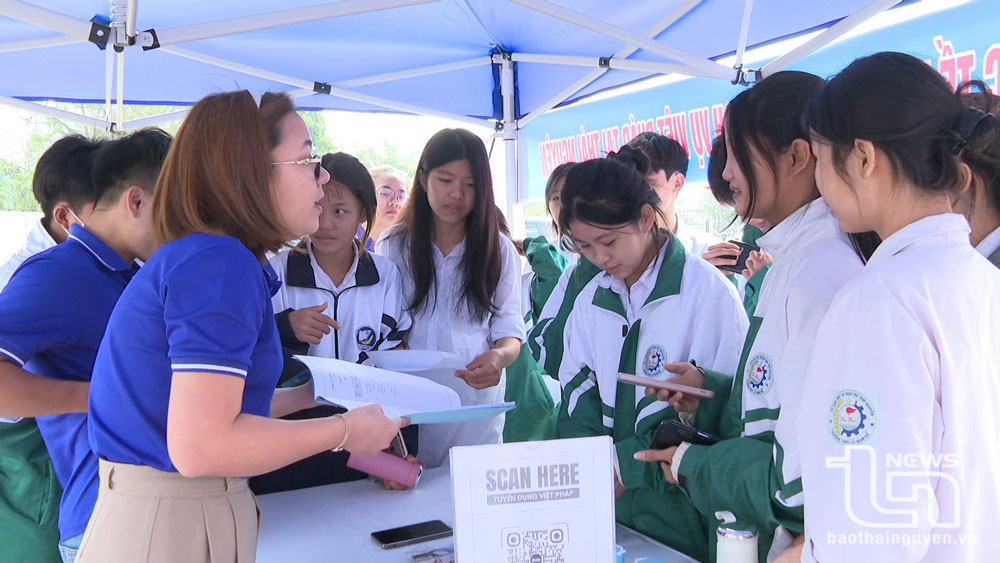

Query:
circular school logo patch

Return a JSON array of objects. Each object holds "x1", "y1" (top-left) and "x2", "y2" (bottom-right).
[
  {"x1": 355, "y1": 326, "x2": 377, "y2": 351},
  {"x1": 829, "y1": 389, "x2": 877, "y2": 445},
  {"x1": 745, "y1": 354, "x2": 774, "y2": 395},
  {"x1": 643, "y1": 345, "x2": 667, "y2": 376}
]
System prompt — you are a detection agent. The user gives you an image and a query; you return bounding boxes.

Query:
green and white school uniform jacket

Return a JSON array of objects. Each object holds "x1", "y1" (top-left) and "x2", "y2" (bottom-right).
[
  {"x1": 673, "y1": 198, "x2": 864, "y2": 561},
  {"x1": 557, "y1": 235, "x2": 748, "y2": 561},
  {"x1": 976, "y1": 224, "x2": 1000, "y2": 268}
]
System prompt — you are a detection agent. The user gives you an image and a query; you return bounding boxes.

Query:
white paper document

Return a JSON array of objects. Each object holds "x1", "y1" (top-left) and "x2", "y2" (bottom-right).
[
  {"x1": 365, "y1": 349, "x2": 468, "y2": 373},
  {"x1": 294, "y1": 355, "x2": 514, "y2": 424},
  {"x1": 450, "y1": 436, "x2": 617, "y2": 562}
]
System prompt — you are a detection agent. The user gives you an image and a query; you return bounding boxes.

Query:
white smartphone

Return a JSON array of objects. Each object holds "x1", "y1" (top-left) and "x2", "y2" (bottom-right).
[{"x1": 617, "y1": 372, "x2": 715, "y2": 399}]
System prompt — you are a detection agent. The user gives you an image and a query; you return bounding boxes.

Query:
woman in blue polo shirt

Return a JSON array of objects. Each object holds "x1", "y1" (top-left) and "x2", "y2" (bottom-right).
[{"x1": 78, "y1": 91, "x2": 405, "y2": 563}]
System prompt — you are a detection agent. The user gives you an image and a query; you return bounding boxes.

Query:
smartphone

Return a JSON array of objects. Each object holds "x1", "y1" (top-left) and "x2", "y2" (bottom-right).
[
  {"x1": 617, "y1": 373, "x2": 715, "y2": 399},
  {"x1": 717, "y1": 240, "x2": 760, "y2": 274},
  {"x1": 649, "y1": 419, "x2": 720, "y2": 451},
  {"x1": 388, "y1": 431, "x2": 408, "y2": 459},
  {"x1": 372, "y1": 520, "x2": 453, "y2": 549}
]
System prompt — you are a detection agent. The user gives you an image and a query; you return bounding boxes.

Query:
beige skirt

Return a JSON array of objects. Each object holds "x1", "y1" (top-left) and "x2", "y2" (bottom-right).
[{"x1": 76, "y1": 460, "x2": 260, "y2": 563}]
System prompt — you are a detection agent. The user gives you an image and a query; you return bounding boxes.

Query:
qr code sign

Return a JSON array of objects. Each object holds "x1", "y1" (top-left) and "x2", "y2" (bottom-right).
[{"x1": 501, "y1": 524, "x2": 567, "y2": 563}]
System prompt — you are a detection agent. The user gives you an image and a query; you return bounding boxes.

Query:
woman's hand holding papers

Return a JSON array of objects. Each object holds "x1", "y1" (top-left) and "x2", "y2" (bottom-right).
[{"x1": 339, "y1": 403, "x2": 410, "y2": 456}]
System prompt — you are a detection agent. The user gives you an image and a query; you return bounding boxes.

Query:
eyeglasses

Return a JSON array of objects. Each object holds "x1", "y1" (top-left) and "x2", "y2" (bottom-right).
[
  {"x1": 271, "y1": 156, "x2": 323, "y2": 180},
  {"x1": 377, "y1": 188, "x2": 408, "y2": 204}
]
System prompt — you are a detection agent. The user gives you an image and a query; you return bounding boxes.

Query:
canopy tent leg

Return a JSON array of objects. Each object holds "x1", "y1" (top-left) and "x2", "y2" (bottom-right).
[
  {"x1": 761, "y1": 0, "x2": 902, "y2": 77},
  {"x1": 499, "y1": 55, "x2": 518, "y2": 230},
  {"x1": 516, "y1": 0, "x2": 704, "y2": 129}
]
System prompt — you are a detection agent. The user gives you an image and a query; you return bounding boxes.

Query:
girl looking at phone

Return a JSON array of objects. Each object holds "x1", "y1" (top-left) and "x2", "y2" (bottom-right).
[
  {"x1": 634, "y1": 71, "x2": 877, "y2": 561},
  {"x1": 554, "y1": 146, "x2": 747, "y2": 561}
]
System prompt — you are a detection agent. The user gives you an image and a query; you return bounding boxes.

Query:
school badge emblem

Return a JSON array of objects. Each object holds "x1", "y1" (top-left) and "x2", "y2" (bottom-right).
[
  {"x1": 355, "y1": 326, "x2": 377, "y2": 351},
  {"x1": 829, "y1": 389, "x2": 877, "y2": 445},
  {"x1": 745, "y1": 353, "x2": 774, "y2": 395},
  {"x1": 643, "y1": 345, "x2": 666, "y2": 376}
]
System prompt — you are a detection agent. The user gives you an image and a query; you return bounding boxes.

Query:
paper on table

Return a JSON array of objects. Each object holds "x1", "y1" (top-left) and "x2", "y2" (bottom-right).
[
  {"x1": 294, "y1": 356, "x2": 512, "y2": 424},
  {"x1": 365, "y1": 350, "x2": 468, "y2": 373}
]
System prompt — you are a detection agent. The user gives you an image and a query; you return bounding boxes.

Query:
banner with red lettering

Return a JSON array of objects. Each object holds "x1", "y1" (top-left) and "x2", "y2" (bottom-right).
[{"x1": 520, "y1": 0, "x2": 998, "y2": 201}]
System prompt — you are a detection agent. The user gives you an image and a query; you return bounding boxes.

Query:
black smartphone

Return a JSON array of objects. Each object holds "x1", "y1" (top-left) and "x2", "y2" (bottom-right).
[
  {"x1": 649, "y1": 419, "x2": 720, "y2": 451},
  {"x1": 717, "y1": 240, "x2": 760, "y2": 274},
  {"x1": 371, "y1": 520, "x2": 453, "y2": 549}
]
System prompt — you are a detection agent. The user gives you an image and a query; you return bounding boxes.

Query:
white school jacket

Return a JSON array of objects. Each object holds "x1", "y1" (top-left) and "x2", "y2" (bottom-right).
[
  {"x1": 558, "y1": 237, "x2": 748, "y2": 470},
  {"x1": 376, "y1": 228, "x2": 526, "y2": 468},
  {"x1": 0, "y1": 220, "x2": 56, "y2": 290},
  {"x1": 736, "y1": 198, "x2": 864, "y2": 505},
  {"x1": 798, "y1": 214, "x2": 1000, "y2": 562},
  {"x1": 269, "y1": 242, "x2": 411, "y2": 363},
  {"x1": 976, "y1": 224, "x2": 1000, "y2": 266}
]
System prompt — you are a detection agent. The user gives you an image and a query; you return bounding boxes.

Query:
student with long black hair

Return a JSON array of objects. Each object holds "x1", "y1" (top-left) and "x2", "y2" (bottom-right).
[
  {"x1": 955, "y1": 81, "x2": 1000, "y2": 267},
  {"x1": 554, "y1": 146, "x2": 747, "y2": 561},
  {"x1": 377, "y1": 129, "x2": 524, "y2": 468},
  {"x1": 634, "y1": 71, "x2": 875, "y2": 561},
  {"x1": 792, "y1": 52, "x2": 1000, "y2": 562}
]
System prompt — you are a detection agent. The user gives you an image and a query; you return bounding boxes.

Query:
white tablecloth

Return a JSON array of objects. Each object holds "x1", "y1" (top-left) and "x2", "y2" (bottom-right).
[{"x1": 256, "y1": 466, "x2": 695, "y2": 562}]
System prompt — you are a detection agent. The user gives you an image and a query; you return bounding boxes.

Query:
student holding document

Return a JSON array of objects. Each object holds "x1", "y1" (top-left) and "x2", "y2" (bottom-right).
[
  {"x1": 377, "y1": 129, "x2": 524, "y2": 468},
  {"x1": 79, "y1": 91, "x2": 404, "y2": 562}
]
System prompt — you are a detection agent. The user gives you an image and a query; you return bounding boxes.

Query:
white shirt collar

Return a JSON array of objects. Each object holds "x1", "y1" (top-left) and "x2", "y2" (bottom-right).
[
  {"x1": 602, "y1": 238, "x2": 669, "y2": 318},
  {"x1": 867, "y1": 213, "x2": 972, "y2": 267},
  {"x1": 308, "y1": 241, "x2": 359, "y2": 292},
  {"x1": 975, "y1": 224, "x2": 1000, "y2": 259},
  {"x1": 756, "y1": 197, "x2": 841, "y2": 263}
]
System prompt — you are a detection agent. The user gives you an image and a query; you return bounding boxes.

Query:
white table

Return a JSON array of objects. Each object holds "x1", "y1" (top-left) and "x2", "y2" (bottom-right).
[{"x1": 256, "y1": 466, "x2": 695, "y2": 562}]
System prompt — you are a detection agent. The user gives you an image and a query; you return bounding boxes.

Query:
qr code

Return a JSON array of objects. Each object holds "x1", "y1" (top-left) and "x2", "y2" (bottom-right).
[{"x1": 501, "y1": 524, "x2": 567, "y2": 563}]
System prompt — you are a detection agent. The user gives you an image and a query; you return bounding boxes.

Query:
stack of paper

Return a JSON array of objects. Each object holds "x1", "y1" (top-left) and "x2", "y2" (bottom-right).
[{"x1": 294, "y1": 355, "x2": 514, "y2": 425}]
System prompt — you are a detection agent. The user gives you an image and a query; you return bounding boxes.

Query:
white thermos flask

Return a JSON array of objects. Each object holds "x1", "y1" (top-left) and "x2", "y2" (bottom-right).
[{"x1": 715, "y1": 511, "x2": 758, "y2": 563}]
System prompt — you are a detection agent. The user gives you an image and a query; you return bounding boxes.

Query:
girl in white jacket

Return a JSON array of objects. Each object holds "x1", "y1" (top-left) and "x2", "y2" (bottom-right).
[
  {"x1": 794, "y1": 51, "x2": 1000, "y2": 562},
  {"x1": 377, "y1": 129, "x2": 525, "y2": 468}
]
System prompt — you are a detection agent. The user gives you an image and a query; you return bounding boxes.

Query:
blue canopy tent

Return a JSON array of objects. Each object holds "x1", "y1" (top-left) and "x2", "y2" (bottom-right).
[{"x1": 0, "y1": 0, "x2": 909, "y2": 218}]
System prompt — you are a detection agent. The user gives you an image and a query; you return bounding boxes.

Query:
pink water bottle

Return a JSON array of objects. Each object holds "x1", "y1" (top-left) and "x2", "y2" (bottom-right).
[{"x1": 347, "y1": 452, "x2": 423, "y2": 488}]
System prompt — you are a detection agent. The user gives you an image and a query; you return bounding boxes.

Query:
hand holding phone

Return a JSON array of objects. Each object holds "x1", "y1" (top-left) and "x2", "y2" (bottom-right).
[
  {"x1": 617, "y1": 373, "x2": 715, "y2": 399},
  {"x1": 649, "y1": 419, "x2": 720, "y2": 451},
  {"x1": 716, "y1": 240, "x2": 760, "y2": 274}
]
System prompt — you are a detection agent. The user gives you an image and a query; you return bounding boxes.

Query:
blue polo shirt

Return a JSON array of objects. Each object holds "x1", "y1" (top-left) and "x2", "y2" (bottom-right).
[
  {"x1": 0, "y1": 224, "x2": 134, "y2": 541},
  {"x1": 88, "y1": 233, "x2": 282, "y2": 473}
]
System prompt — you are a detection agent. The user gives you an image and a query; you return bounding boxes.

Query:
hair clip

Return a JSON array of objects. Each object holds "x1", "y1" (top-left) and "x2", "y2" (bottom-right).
[{"x1": 948, "y1": 107, "x2": 990, "y2": 155}]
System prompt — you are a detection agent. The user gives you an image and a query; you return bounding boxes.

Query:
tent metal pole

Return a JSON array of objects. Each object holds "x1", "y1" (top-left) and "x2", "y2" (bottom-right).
[
  {"x1": 509, "y1": 53, "x2": 708, "y2": 76},
  {"x1": 516, "y1": 0, "x2": 704, "y2": 128},
  {"x1": 120, "y1": 108, "x2": 190, "y2": 130},
  {"x1": 510, "y1": 0, "x2": 734, "y2": 81},
  {"x1": 761, "y1": 0, "x2": 901, "y2": 76},
  {"x1": 0, "y1": 36, "x2": 82, "y2": 53},
  {"x1": 0, "y1": 0, "x2": 93, "y2": 39},
  {"x1": 0, "y1": 96, "x2": 111, "y2": 129},
  {"x1": 499, "y1": 56, "x2": 518, "y2": 222},
  {"x1": 161, "y1": 45, "x2": 493, "y2": 128},
  {"x1": 145, "y1": 0, "x2": 434, "y2": 48},
  {"x1": 335, "y1": 57, "x2": 492, "y2": 88},
  {"x1": 126, "y1": 0, "x2": 138, "y2": 38},
  {"x1": 734, "y1": 0, "x2": 754, "y2": 69}
]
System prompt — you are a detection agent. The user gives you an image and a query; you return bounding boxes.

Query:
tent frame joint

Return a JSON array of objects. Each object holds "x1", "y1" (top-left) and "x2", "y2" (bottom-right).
[
  {"x1": 88, "y1": 20, "x2": 111, "y2": 49},
  {"x1": 732, "y1": 64, "x2": 762, "y2": 86},
  {"x1": 598, "y1": 56, "x2": 611, "y2": 69},
  {"x1": 139, "y1": 28, "x2": 160, "y2": 50},
  {"x1": 313, "y1": 81, "x2": 332, "y2": 95}
]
